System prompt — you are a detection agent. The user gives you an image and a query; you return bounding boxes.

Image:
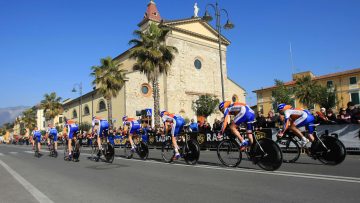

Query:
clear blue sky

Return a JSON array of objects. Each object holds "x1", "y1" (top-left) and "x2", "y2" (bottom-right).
[{"x1": 0, "y1": 0, "x2": 359, "y2": 108}]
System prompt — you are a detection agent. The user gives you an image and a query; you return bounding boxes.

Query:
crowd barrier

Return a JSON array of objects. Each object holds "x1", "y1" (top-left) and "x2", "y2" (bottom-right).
[{"x1": 80, "y1": 124, "x2": 359, "y2": 152}]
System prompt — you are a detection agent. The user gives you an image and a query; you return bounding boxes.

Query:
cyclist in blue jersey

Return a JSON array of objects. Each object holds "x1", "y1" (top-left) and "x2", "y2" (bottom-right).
[
  {"x1": 92, "y1": 116, "x2": 109, "y2": 151},
  {"x1": 219, "y1": 101, "x2": 256, "y2": 149},
  {"x1": 32, "y1": 127, "x2": 42, "y2": 154},
  {"x1": 122, "y1": 115, "x2": 141, "y2": 153},
  {"x1": 160, "y1": 111, "x2": 185, "y2": 160},
  {"x1": 46, "y1": 124, "x2": 58, "y2": 151},
  {"x1": 66, "y1": 120, "x2": 79, "y2": 159}
]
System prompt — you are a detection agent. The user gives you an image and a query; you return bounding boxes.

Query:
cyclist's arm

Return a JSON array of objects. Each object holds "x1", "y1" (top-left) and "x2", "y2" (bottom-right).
[
  {"x1": 220, "y1": 108, "x2": 230, "y2": 134},
  {"x1": 281, "y1": 111, "x2": 291, "y2": 134}
]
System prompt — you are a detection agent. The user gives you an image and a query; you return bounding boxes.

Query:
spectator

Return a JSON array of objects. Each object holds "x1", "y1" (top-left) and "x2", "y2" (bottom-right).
[
  {"x1": 346, "y1": 102, "x2": 360, "y2": 124},
  {"x1": 337, "y1": 108, "x2": 351, "y2": 124},
  {"x1": 189, "y1": 119, "x2": 198, "y2": 132},
  {"x1": 212, "y1": 118, "x2": 222, "y2": 131},
  {"x1": 326, "y1": 109, "x2": 337, "y2": 123},
  {"x1": 203, "y1": 120, "x2": 212, "y2": 132},
  {"x1": 265, "y1": 110, "x2": 276, "y2": 128},
  {"x1": 256, "y1": 112, "x2": 266, "y2": 129}
]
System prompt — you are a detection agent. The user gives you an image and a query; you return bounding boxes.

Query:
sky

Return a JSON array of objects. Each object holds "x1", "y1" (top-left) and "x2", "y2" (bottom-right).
[{"x1": 0, "y1": 0, "x2": 359, "y2": 108}]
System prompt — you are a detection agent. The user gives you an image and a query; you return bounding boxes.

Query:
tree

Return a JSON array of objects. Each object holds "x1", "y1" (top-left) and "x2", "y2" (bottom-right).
[
  {"x1": 91, "y1": 57, "x2": 126, "y2": 125},
  {"x1": 192, "y1": 95, "x2": 220, "y2": 118},
  {"x1": 40, "y1": 92, "x2": 63, "y2": 125},
  {"x1": 272, "y1": 79, "x2": 293, "y2": 108},
  {"x1": 22, "y1": 108, "x2": 37, "y2": 132},
  {"x1": 316, "y1": 86, "x2": 338, "y2": 110},
  {"x1": 79, "y1": 122, "x2": 92, "y2": 132},
  {"x1": 294, "y1": 76, "x2": 319, "y2": 109},
  {"x1": 129, "y1": 23, "x2": 178, "y2": 128}
]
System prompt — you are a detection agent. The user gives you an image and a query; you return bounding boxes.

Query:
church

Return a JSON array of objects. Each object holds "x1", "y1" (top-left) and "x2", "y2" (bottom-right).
[{"x1": 62, "y1": 0, "x2": 246, "y2": 128}]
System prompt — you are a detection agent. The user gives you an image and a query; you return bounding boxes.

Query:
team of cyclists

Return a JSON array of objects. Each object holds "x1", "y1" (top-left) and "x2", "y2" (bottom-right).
[{"x1": 31, "y1": 100, "x2": 315, "y2": 161}]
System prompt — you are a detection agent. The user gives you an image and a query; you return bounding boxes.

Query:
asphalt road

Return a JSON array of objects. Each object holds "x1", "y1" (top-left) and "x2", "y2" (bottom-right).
[{"x1": 0, "y1": 144, "x2": 359, "y2": 203}]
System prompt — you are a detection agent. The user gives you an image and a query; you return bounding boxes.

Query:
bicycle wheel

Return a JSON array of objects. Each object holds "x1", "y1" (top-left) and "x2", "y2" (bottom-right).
[
  {"x1": 217, "y1": 139, "x2": 242, "y2": 167},
  {"x1": 64, "y1": 145, "x2": 69, "y2": 161},
  {"x1": 276, "y1": 137, "x2": 300, "y2": 163},
  {"x1": 253, "y1": 138, "x2": 283, "y2": 171},
  {"x1": 161, "y1": 139, "x2": 174, "y2": 163},
  {"x1": 124, "y1": 141, "x2": 133, "y2": 159},
  {"x1": 138, "y1": 141, "x2": 149, "y2": 160},
  {"x1": 184, "y1": 140, "x2": 200, "y2": 165},
  {"x1": 104, "y1": 143, "x2": 115, "y2": 163},
  {"x1": 316, "y1": 136, "x2": 346, "y2": 165}
]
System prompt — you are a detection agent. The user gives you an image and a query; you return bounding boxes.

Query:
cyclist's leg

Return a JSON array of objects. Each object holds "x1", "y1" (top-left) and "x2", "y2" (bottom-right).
[
  {"x1": 96, "y1": 126, "x2": 102, "y2": 150},
  {"x1": 245, "y1": 109, "x2": 256, "y2": 145},
  {"x1": 232, "y1": 106, "x2": 248, "y2": 143},
  {"x1": 53, "y1": 135, "x2": 58, "y2": 150},
  {"x1": 172, "y1": 118, "x2": 184, "y2": 157},
  {"x1": 304, "y1": 112, "x2": 315, "y2": 142},
  {"x1": 37, "y1": 136, "x2": 41, "y2": 153},
  {"x1": 292, "y1": 113, "x2": 309, "y2": 140},
  {"x1": 68, "y1": 132, "x2": 73, "y2": 156}
]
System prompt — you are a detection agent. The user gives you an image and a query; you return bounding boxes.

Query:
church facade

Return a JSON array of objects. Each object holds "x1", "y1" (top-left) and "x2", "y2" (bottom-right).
[{"x1": 62, "y1": 1, "x2": 245, "y2": 128}]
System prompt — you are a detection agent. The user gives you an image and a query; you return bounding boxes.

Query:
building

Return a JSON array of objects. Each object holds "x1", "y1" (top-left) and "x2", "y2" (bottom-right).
[
  {"x1": 253, "y1": 68, "x2": 360, "y2": 114},
  {"x1": 63, "y1": 1, "x2": 246, "y2": 127}
]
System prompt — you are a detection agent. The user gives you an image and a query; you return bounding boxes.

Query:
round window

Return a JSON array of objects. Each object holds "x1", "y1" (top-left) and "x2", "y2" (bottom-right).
[
  {"x1": 141, "y1": 83, "x2": 152, "y2": 96},
  {"x1": 194, "y1": 59, "x2": 202, "y2": 70},
  {"x1": 142, "y1": 86, "x2": 149, "y2": 94}
]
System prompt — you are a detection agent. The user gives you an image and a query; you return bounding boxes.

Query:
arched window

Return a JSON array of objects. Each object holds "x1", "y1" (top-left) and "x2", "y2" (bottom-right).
[
  {"x1": 84, "y1": 105, "x2": 90, "y2": 115},
  {"x1": 232, "y1": 94, "x2": 239, "y2": 102},
  {"x1": 72, "y1": 109, "x2": 78, "y2": 118},
  {"x1": 99, "y1": 100, "x2": 106, "y2": 111}
]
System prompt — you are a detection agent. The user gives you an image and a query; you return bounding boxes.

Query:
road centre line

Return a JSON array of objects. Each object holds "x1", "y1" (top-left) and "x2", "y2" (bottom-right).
[{"x1": 0, "y1": 159, "x2": 54, "y2": 203}]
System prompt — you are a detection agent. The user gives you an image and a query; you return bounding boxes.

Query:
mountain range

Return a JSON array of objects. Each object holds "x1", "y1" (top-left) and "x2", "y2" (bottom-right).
[{"x1": 0, "y1": 106, "x2": 30, "y2": 126}]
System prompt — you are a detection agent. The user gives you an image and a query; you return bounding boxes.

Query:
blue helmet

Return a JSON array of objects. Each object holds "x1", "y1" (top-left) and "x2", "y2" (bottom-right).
[
  {"x1": 160, "y1": 111, "x2": 166, "y2": 117},
  {"x1": 219, "y1": 101, "x2": 231, "y2": 111},
  {"x1": 277, "y1": 103, "x2": 287, "y2": 111},
  {"x1": 122, "y1": 115, "x2": 128, "y2": 122}
]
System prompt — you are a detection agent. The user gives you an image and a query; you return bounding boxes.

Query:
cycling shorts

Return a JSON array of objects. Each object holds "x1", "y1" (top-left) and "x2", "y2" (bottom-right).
[{"x1": 233, "y1": 106, "x2": 255, "y2": 130}]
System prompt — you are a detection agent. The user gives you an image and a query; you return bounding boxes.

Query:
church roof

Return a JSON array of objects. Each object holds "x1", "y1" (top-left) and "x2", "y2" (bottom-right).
[{"x1": 162, "y1": 17, "x2": 230, "y2": 45}]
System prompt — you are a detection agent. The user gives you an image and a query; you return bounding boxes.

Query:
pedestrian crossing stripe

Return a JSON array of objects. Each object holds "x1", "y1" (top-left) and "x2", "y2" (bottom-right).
[
  {"x1": 9, "y1": 152, "x2": 18, "y2": 154},
  {"x1": 24, "y1": 151, "x2": 33, "y2": 154}
]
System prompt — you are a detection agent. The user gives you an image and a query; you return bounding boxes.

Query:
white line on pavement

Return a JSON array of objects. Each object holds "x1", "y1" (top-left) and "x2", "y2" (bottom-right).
[
  {"x1": 9, "y1": 152, "x2": 18, "y2": 155},
  {"x1": 24, "y1": 151, "x2": 34, "y2": 154},
  {"x1": 0, "y1": 159, "x2": 54, "y2": 203},
  {"x1": 110, "y1": 156, "x2": 360, "y2": 184},
  {"x1": 0, "y1": 153, "x2": 4, "y2": 156}
]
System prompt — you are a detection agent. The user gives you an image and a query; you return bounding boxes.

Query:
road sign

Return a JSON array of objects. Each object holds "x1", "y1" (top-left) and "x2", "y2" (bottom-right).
[{"x1": 145, "y1": 108, "x2": 152, "y2": 117}]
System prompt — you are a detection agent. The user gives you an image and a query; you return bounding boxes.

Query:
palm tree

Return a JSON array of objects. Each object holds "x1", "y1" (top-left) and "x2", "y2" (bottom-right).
[
  {"x1": 22, "y1": 108, "x2": 37, "y2": 132},
  {"x1": 90, "y1": 57, "x2": 126, "y2": 125},
  {"x1": 129, "y1": 23, "x2": 178, "y2": 127},
  {"x1": 40, "y1": 92, "x2": 63, "y2": 125},
  {"x1": 294, "y1": 76, "x2": 319, "y2": 109}
]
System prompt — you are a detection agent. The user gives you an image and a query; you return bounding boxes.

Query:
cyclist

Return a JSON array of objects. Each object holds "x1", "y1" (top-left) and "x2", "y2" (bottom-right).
[
  {"x1": 66, "y1": 120, "x2": 79, "y2": 159},
  {"x1": 92, "y1": 116, "x2": 109, "y2": 152},
  {"x1": 277, "y1": 103, "x2": 315, "y2": 146},
  {"x1": 160, "y1": 111, "x2": 185, "y2": 160},
  {"x1": 32, "y1": 127, "x2": 42, "y2": 154},
  {"x1": 122, "y1": 115, "x2": 141, "y2": 153},
  {"x1": 46, "y1": 124, "x2": 58, "y2": 151},
  {"x1": 219, "y1": 101, "x2": 255, "y2": 149}
]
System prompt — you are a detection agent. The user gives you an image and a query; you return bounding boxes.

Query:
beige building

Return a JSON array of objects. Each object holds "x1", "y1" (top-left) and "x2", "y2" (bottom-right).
[
  {"x1": 63, "y1": 1, "x2": 246, "y2": 127},
  {"x1": 254, "y1": 68, "x2": 360, "y2": 114}
]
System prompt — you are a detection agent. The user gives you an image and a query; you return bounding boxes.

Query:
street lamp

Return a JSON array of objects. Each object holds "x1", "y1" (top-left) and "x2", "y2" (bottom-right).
[
  {"x1": 72, "y1": 82, "x2": 83, "y2": 128},
  {"x1": 202, "y1": 2, "x2": 234, "y2": 101}
]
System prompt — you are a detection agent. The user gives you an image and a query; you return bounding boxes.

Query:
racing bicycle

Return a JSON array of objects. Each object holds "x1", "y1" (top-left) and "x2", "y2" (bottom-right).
[
  {"x1": 217, "y1": 125, "x2": 283, "y2": 171},
  {"x1": 276, "y1": 124, "x2": 346, "y2": 165},
  {"x1": 64, "y1": 134, "x2": 81, "y2": 162},
  {"x1": 91, "y1": 132, "x2": 115, "y2": 163},
  {"x1": 47, "y1": 135, "x2": 58, "y2": 158},
  {"x1": 161, "y1": 127, "x2": 200, "y2": 165},
  {"x1": 124, "y1": 129, "x2": 149, "y2": 160}
]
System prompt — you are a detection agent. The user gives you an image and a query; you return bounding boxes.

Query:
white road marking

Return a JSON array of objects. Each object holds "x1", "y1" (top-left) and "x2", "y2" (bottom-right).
[
  {"x1": 24, "y1": 151, "x2": 33, "y2": 154},
  {"x1": 111, "y1": 156, "x2": 360, "y2": 184},
  {"x1": 0, "y1": 159, "x2": 54, "y2": 203},
  {"x1": 9, "y1": 152, "x2": 18, "y2": 155},
  {"x1": 0, "y1": 153, "x2": 4, "y2": 156}
]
